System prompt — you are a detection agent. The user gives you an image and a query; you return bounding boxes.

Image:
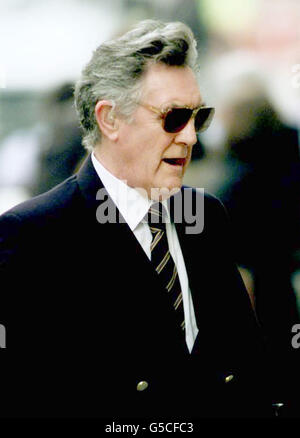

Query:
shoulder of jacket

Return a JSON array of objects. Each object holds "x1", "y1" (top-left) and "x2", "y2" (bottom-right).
[{"x1": 0, "y1": 175, "x2": 78, "y2": 225}]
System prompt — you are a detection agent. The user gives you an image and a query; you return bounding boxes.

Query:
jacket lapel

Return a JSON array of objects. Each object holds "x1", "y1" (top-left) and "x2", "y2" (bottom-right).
[{"x1": 75, "y1": 155, "x2": 188, "y2": 354}]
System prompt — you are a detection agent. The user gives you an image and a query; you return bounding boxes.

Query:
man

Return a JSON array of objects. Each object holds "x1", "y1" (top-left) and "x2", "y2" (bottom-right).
[{"x1": 0, "y1": 20, "x2": 273, "y2": 418}]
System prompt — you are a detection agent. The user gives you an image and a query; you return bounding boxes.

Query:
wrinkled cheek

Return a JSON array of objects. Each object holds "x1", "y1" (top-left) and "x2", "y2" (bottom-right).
[
  {"x1": 133, "y1": 162, "x2": 152, "y2": 189},
  {"x1": 183, "y1": 155, "x2": 192, "y2": 173}
]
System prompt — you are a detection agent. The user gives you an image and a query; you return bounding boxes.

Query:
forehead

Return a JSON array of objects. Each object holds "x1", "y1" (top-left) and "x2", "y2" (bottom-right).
[{"x1": 141, "y1": 63, "x2": 202, "y2": 107}]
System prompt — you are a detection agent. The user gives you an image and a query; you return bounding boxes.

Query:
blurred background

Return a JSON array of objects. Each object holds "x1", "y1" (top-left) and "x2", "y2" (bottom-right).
[{"x1": 0, "y1": 0, "x2": 300, "y2": 392}]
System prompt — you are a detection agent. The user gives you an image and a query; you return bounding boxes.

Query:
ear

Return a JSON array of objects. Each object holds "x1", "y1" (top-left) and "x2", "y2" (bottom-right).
[{"x1": 95, "y1": 100, "x2": 119, "y2": 142}]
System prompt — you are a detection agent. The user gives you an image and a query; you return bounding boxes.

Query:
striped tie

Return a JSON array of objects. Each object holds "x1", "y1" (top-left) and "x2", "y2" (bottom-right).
[{"x1": 147, "y1": 203, "x2": 185, "y2": 332}]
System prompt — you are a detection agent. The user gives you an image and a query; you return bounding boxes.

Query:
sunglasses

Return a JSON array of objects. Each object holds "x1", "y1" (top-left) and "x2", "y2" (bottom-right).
[{"x1": 139, "y1": 103, "x2": 215, "y2": 134}]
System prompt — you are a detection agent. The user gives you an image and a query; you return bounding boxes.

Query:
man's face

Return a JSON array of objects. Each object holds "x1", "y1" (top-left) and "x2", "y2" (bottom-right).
[{"x1": 113, "y1": 63, "x2": 202, "y2": 199}]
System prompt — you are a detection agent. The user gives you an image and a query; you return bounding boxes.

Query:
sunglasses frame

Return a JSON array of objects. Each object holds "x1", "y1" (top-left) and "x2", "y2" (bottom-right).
[{"x1": 139, "y1": 103, "x2": 215, "y2": 133}]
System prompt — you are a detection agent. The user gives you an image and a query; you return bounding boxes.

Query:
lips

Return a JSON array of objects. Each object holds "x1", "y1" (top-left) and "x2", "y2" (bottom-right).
[{"x1": 163, "y1": 158, "x2": 186, "y2": 166}]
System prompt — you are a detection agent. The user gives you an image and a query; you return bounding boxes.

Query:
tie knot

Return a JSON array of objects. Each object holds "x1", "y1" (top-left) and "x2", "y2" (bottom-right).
[{"x1": 146, "y1": 202, "x2": 169, "y2": 229}]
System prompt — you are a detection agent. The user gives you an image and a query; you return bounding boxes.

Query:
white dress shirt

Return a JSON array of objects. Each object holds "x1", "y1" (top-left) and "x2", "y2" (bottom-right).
[{"x1": 91, "y1": 152, "x2": 199, "y2": 353}]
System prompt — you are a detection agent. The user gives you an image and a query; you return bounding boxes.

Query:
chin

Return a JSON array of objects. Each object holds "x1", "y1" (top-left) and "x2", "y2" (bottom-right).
[{"x1": 150, "y1": 182, "x2": 182, "y2": 201}]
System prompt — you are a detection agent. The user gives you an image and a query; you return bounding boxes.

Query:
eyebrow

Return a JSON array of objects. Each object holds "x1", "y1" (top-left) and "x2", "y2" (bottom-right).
[{"x1": 164, "y1": 101, "x2": 205, "y2": 110}]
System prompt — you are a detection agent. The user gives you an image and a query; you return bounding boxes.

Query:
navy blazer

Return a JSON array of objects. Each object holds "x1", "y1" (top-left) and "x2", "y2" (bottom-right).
[{"x1": 0, "y1": 155, "x2": 273, "y2": 418}]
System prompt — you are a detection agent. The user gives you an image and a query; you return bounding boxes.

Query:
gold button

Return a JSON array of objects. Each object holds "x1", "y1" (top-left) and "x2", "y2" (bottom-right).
[
  {"x1": 225, "y1": 375, "x2": 234, "y2": 383},
  {"x1": 137, "y1": 381, "x2": 148, "y2": 392},
  {"x1": 272, "y1": 403, "x2": 284, "y2": 408}
]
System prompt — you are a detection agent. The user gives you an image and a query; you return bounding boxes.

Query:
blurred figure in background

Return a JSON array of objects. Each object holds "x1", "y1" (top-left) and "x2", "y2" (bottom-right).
[
  {"x1": 31, "y1": 82, "x2": 86, "y2": 196},
  {"x1": 0, "y1": 83, "x2": 86, "y2": 213},
  {"x1": 0, "y1": 120, "x2": 44, "y2": 214},
  {"x1": 215, "y1": 86, "x2": 300, "y2": 411}
]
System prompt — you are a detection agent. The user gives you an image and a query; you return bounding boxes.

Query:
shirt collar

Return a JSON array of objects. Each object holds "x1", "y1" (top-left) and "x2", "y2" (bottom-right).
[{"x1": 91, "y1": 152, "x2": 153, "y2": 232}]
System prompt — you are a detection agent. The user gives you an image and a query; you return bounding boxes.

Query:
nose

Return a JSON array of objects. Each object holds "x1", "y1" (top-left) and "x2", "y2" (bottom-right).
[{"x1": 174, "y1": 117, "x2": 197, "y2": 147}]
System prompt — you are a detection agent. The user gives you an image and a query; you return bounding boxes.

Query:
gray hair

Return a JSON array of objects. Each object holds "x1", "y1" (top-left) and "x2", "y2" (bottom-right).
[{"x1": 74, "y1": 19, "x2": 198, "y2": 150}]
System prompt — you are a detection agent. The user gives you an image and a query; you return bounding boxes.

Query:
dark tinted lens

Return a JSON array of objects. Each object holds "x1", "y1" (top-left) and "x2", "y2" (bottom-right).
[
  {"x1": 164, "y1": 108, "x2": 192, "y2": 133},
  {"x1": 195, "y1": 107, "x2": 214, "y2": 132}
]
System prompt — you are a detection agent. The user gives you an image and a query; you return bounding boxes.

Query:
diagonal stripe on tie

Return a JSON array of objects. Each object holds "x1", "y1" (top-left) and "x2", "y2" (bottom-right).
[{"x1": 147, "y1": 203, "x2": 185, "y2": 331}]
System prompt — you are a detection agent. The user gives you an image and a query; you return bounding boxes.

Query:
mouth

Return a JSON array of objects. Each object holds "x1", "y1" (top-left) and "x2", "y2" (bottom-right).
[{"x1": 162, "y1": 158, "x2": 186, "y2": 167}]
